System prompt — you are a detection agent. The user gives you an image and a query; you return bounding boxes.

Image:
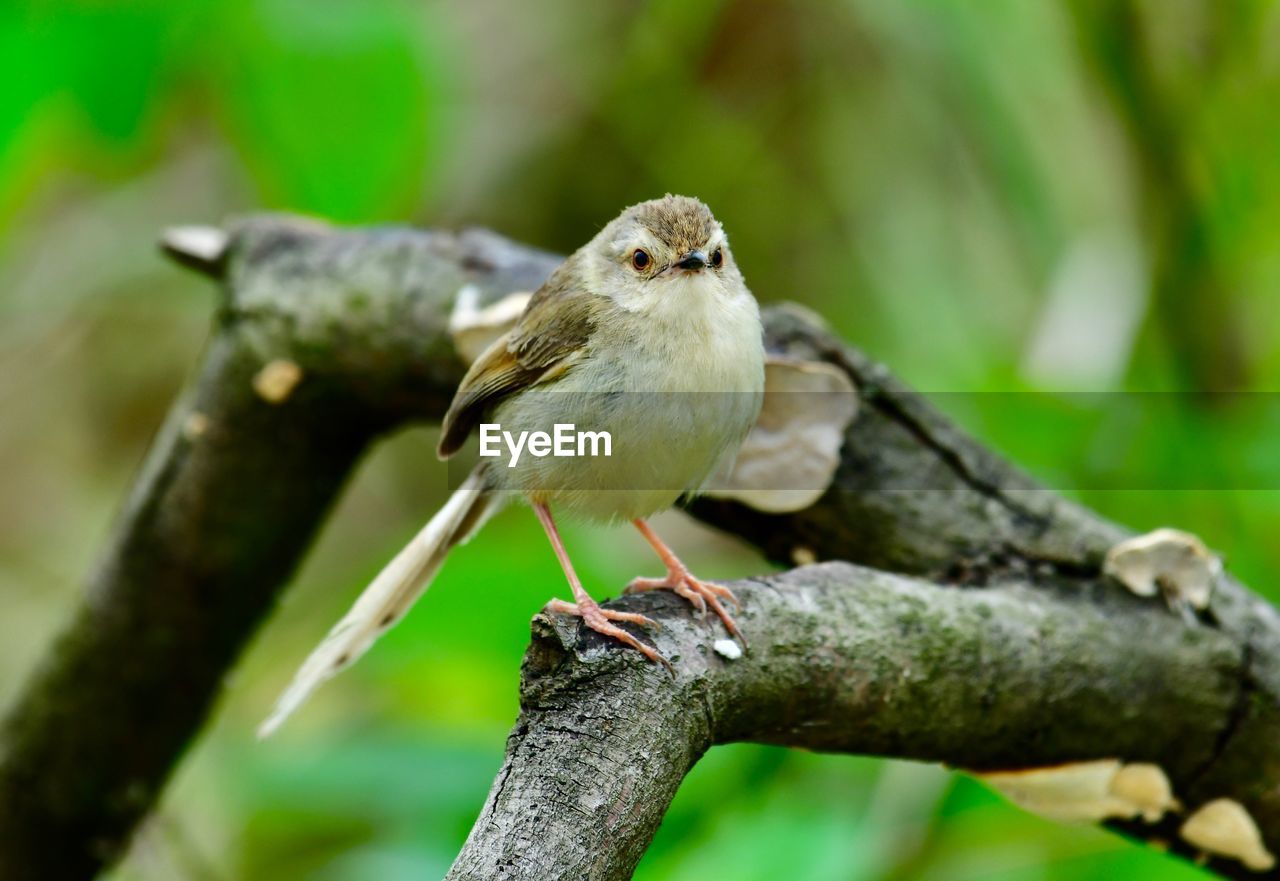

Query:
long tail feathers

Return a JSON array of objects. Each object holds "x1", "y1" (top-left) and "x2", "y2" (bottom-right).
[{"x1": 258, "y1": 468, "x2": 495, "y2": 738}]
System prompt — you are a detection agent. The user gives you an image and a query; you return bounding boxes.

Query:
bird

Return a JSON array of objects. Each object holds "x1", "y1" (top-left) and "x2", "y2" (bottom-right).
[{"x1": 259, "y1": 195, "x2": 766, "y2": 737}]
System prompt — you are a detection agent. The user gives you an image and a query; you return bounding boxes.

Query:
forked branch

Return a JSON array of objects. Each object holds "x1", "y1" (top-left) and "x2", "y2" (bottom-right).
[{"x1": 0, "y1": 217, "x2": 1276, "y2": 881}]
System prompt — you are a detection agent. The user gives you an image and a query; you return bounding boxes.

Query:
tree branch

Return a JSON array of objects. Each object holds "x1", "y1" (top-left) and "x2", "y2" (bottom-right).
[
  {"x1": 1, "y1": 216, "x2": 1276, "y2": 880},
  {"x1": 447, "y1": 563, "x2": 1245, "y2": 880}
]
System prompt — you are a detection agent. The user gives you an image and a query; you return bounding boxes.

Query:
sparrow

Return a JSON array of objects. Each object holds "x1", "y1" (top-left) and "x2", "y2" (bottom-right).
[{"x1": 260, "y1": 195, "x2": 765, "y2": 736}]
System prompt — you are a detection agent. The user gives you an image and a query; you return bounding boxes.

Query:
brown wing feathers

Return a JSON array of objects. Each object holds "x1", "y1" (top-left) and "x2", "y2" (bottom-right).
[{"x1": 437, "y1": 257, "x2": 602, "y2": 458}]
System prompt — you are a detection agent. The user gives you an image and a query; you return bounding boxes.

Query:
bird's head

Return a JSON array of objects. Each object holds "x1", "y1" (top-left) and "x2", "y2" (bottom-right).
[{"x1": 585, "y1": 195, "x2": 743, "y2": 311}]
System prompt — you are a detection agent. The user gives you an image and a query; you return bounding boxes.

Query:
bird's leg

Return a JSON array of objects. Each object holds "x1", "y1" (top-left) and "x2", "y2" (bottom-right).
[
  {"x1": 626, "y1": 518, "x2": 746, "y2": 646},
  {"x1": 533, "y1": 503, "x2": 671, "y2": 670}
]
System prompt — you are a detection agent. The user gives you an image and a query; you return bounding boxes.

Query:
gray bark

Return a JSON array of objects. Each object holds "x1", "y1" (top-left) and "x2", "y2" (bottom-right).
[
  {"x1": 0, "y1": 216, "x2": 1275, "y2": 880},
  {"x1": 449, "y1": 563, "x2": 1245, "y2": 880}
]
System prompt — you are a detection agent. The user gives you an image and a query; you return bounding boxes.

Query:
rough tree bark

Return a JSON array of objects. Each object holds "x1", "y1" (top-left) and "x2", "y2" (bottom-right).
[{"x1": 0, "y1": 216, "x2": 1275, "y2": 881}]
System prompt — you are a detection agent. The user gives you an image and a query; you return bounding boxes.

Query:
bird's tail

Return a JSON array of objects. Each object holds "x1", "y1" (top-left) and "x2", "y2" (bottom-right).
[{"x1": 258, "y1": 467, "x2": 497, "y2": 738}]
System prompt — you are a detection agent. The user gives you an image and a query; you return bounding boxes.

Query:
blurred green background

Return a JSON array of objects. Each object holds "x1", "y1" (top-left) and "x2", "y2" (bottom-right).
[{"x1": 3, "y1": 1, "x2": 1278, "y2": 878}]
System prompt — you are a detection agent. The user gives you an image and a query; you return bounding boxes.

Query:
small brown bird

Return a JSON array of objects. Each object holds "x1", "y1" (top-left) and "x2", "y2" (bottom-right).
[{"x1": 260, "y1": 195, "x2": 765, "y2": 736}]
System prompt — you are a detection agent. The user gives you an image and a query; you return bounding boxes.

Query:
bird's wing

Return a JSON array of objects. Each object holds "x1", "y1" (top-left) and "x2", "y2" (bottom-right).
[{"x1": 438, "y1": 256, "x2": 604, "y2": 457}]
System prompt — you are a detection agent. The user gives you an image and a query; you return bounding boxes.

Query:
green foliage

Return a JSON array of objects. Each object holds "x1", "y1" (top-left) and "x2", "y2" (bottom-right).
[
  {"x1": 3, "y1": 1, "x2": 1276, "y2": 878},
  {"x1": 211, "y1": 0, "x2": 446, "y2": 220}
]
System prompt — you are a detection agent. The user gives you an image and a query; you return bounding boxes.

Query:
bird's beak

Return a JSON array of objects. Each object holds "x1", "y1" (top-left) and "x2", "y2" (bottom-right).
[{"x1": 675, "y1": 250, "x2": 708, "y2": 271}]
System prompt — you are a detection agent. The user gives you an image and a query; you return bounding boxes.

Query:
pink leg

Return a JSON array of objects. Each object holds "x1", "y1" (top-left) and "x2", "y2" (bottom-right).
[
  {"x1": 627, "y1": 519, "x2": 746, "y2": 646},
  {"x1": 533, "y1": 503, "x2": 671, "y2": 670}
]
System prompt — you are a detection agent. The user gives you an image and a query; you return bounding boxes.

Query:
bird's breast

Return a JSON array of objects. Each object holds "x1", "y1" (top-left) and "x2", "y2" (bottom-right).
[{"x1": 487, "y1": 291, "x2": 764, "y2": 521}]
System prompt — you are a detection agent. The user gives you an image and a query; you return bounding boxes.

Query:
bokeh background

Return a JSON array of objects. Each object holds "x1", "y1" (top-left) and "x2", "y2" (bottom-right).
[{"x1": 3, "y1": 1, "x2": 1279, "y2": 879}]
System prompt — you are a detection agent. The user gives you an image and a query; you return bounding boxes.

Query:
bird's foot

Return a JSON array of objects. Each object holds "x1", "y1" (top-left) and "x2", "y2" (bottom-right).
[
  {"x1": 545, "y1": 598, "x2": 673, "y2": 673},
  {"x1": 626, "y1": 566, "x2": 746, "y2": 646}
]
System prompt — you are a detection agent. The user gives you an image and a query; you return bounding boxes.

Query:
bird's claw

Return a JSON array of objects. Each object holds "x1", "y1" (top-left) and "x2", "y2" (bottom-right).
[
  {"x1": 546, "y1": 598, "x2": 673, "y2": 672},
  {"x1": 625, "y1": 568, "x2": 746, "y2": 646}
]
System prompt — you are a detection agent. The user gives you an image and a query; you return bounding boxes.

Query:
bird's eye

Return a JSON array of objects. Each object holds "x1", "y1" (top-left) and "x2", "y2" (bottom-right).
[
  {"x1": 710, "y1": 248, "x2": 724, "y2": 268},
  {"x1": 631, "y1": 249, "x2": 651, "y2": 270}
]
